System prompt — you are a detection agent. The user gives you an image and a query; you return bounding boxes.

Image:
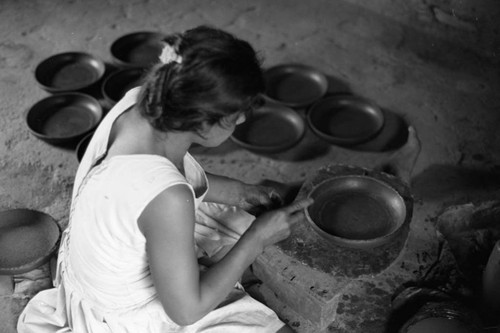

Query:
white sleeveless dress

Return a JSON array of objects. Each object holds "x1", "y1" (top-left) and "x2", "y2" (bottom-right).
[{"x1": 16, "y1": 87, "x2": 285, "y2": 333}]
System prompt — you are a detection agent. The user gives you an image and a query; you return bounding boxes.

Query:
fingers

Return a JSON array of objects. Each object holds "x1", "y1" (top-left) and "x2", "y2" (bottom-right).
[
  {"x1": 269, "y1": 190, "x2": 284, "y2": 207},
  {"x1": 283, "y1": 198, "x2": 314, "y2": 215}
]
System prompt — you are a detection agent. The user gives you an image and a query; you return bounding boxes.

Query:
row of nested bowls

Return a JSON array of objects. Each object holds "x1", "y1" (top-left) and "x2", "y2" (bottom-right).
[
  {"x1": 230, "y1": 63, "x2": 385, "y2": 154},
  {"x1": 27, "y1": 32, "x2": 166, "y2": 159},
  {"x1": 27, "y1": 31, "x2": 386, "y2": 160}
]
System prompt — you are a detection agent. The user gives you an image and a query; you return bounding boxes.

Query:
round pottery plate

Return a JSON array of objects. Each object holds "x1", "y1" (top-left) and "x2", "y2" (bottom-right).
[
  {"x1": 264, "y1": 64, "x2": 328, "y2": 109},
  {"x1": 76, "y1": 131, "x2": 93, "y2": 162},
  {"x1": 307, "y1": 95, "x2": 384, "y2": 146},
  {"x1": 110, "y1": 31, "x2": 166, "y2": 68},
  {"x1": 231, "y1": 101, "x2": 305, "y2": 153},
  {"x1": 26, "y1": 93, "x2": 103, "y2": 145},
  {"x1": 0, "y1": 209, "x2": 61, "y2": 275},
  {"x1": 102, "y1": 67, "x2": 145, "y2": 106},
  {"x1": 35, "y1": 52, "x2": 106, "y2": 93},
  {"x1": 305, "y1": 175, "x2": 406, "y2": 249}
]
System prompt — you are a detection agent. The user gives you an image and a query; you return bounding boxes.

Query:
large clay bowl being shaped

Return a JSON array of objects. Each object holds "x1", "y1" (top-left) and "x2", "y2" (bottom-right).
[
  {"x1": 26, "y1": 93, "x2": 103, "y2": 145},
  {"x1": 231, "y1": 102, "x2": 306, "y2": 153},
  {"x1": 35, "y1": 52, "x2": 106, "y2": 93},
  {"x1": 304, "y1": 175, "x2": 407, "y2": 249},
  {"x1": 307, "y1": 95, "x2": 384, "y2": 146}
]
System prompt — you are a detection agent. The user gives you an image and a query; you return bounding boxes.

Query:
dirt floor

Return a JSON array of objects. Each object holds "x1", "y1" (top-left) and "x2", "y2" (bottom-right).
[{"x1": 1, "y1": 0, "x2": 500, "y2": 332}]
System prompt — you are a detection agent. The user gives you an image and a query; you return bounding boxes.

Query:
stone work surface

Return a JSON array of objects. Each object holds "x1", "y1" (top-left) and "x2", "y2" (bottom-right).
[
  {"x1": 0, "y1": 0, "x2": 500, "y2": 332},
  {"x1": 278, "y1": 164, "x2": 413, "y2": 277},
  {"x1": 252, "y1": 165, "x2": 415, "y2": 332}
]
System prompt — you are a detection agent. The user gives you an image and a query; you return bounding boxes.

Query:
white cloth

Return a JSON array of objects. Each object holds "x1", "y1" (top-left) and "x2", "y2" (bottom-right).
[{"x1": 17, "y1": 88, "x2": 285, "y2": 333}]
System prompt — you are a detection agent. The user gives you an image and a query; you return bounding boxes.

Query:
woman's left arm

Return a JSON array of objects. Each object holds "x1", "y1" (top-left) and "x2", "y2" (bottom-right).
[{"x1": 205, "y1": 172, "x2": 282, "y2": 214}]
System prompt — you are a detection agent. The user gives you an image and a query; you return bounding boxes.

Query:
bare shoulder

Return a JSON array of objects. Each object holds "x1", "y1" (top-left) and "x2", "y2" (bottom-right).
[{"x1": 138, "y1": 183, "x2": 195, "y2": 237}]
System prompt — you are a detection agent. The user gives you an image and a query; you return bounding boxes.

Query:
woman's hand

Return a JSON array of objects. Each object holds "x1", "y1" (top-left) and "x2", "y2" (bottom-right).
[
  {"x1": 205, "y1": 173, "x2": 278, "y2": 210},
  {"x1": 237, "y1": 183, "x2": 284, "y2": 216},
  {"x1": 205, "y1": 173, "x2": 303, "y2": 216},
  {"x1": 245, "y1": 198, "x2": 314, "y2": 251}
]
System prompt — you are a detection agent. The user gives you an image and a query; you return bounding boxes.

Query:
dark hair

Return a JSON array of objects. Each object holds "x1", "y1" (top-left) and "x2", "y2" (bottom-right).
[{"x1": 137, "y1": 25, "x2": 264, "y2": 133}]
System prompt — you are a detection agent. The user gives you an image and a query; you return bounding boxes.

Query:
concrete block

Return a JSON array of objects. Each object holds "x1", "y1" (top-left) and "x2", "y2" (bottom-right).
[
  {"x1": 253, "y1": 246, "x2": 349, "y2": 329},
  {"x1": 248, "y1": 283, "x2": 329, "y2": 333}
]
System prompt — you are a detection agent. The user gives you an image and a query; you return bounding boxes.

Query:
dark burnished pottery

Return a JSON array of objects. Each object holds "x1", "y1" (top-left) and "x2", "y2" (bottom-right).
[
  {"x1": 35, "y1": 52, "x2": 106, "y2": 93},
  {"x1": 110, "y1": 31, "x2": 166, "y2": 68},
  {"x1": 26, "y1": 93, "x2": 103, "y2": 145},
  {"x1": 305, "y1": 175, "x2": 406, "y2": 249},
  {"x1": 307, "y1": 94, "x2": 384, "y2": 146},
  {"x1": 101, "y1": 67, "x2": 145, "y2": 106},
  {"x1": 231, "y1": 100, "x2": 306, "y2": 153},
  {"x1": 264, "y1": 64, "x2": 328, "y2": 109}
]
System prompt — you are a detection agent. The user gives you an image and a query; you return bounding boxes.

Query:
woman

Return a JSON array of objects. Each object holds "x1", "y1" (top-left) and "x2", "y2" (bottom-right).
[{"x1": 17, "y1": 26, "x2": 312, "y2": 332}]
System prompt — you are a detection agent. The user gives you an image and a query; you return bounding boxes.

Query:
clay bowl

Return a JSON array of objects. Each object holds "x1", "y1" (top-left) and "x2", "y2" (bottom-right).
[
  {"x1": 35, "y1": 52, "x2": 106, "y2": 93},
  {"x1": 264, "y1": 64, "x2": 328, "y2": 109},
  {"x1": 0, "y1": 209, "x2": 61, "y2": 275},
  {"x1": 110, "y1": 31, "x2": 166, "y2": 68},
  {"x1": 75, "y1": 131, "x2": 93, "y2": 162},
  {"x1": 26, "y1": 93, "x2": 103, "y2": 146},
  {"x1": 101, "y1": 67, "x2": 145, "y2": 106},
  {"x1": 304, "y1": 175, "x2": 407, "y2": 249},
  {"x1": 231, "y1": 100, "x2": 306, "y2": 153},
  {"x1": 307, "y1": 95, "x2": 384, "y2": 146}
]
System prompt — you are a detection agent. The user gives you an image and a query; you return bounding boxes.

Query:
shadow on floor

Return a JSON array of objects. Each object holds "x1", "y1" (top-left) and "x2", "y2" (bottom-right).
[{"x1": 411, "y1": 164, "x2": 500, "y2": 203}]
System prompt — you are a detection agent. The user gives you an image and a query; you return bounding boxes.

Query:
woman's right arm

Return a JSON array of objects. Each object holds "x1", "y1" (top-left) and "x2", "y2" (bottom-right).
[{"x1": 138, "y1": 183, "x2": 312, "y2": 326}]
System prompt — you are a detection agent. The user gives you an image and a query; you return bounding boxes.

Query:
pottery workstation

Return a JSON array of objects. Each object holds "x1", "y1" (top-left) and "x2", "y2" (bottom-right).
[{"x1": 1, "y1": 8, "x2": 499, "y2": 333}]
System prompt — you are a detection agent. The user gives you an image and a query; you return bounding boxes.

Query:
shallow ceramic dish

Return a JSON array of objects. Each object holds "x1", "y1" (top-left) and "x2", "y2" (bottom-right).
[
  {"x1": 264, "y1": 64, "x2": 328, "y2": 109},
  {"x1": 102, "y1": 67, "x2": 145, "y2": 106},
  {"x1": 26, "y1": 93, "x2": 103, "y2": 145},
  {"x1": 307, "y1": 95, "x2": 384, "y2": 146},
  {"x1": 0, "y1": 209, "x2": 61, "y2": 275},
  {"x1": 35, "y1": 52, "x2": 106, "y2": 93},
  {"x1": 76, "y1": 131, "x2": 93, "y2": 162},
  {"x1": 304, "y1": 175, "x2": 406, "y2": 249},
  {"x1": 231, "y1": 101, "x2": 305, "y2": 153},
  {"x1": 110, "y1": 31, "x2": 166, "y2": 68}
]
